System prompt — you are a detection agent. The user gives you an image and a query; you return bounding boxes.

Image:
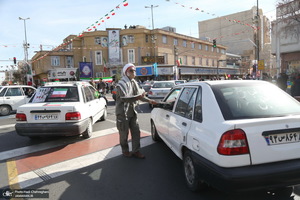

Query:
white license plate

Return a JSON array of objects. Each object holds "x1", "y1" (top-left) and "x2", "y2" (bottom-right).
[
  {"x1": 265, "y1": 132, "x2": 300, "y2": 145},
  {"x1": 35, "y1": 114, "x2": 58, "y2": 120}
]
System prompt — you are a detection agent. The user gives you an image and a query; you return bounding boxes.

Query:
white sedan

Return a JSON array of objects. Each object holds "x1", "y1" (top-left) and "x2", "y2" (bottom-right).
[
  {"x1": 15, "y1": 81, "x2": 107, "y2": 139},
  {"x1": 150, "y1": 80, "x2": 300, "y2": 192}
]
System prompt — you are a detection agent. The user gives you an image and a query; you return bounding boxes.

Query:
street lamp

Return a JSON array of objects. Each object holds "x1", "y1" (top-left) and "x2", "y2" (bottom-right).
[
  {"x1": 145, "y1": 5, "x2": 158, "y2": 79},
  {"x1": 19, "y1": 17, "x2": 32, "y2": 85},
  {"x1": 145, "y1": 5, "x2": 158, "y2": 30}
]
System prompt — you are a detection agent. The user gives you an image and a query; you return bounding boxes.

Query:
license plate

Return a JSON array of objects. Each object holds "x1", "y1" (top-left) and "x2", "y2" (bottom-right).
[
  {"x1": 35, "y1": 114, "x2": 58, "y2": 120},
  {"x1": 265, "y1": 132, "x2": 300, "y2": 145}
]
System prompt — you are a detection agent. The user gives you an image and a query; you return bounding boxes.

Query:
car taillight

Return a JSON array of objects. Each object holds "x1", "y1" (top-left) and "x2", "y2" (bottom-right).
[
  {"x1": 148, "y1": 91, "x2": 153, "y2": 95},
  {"x1": 16, "y1": 113, "x2": 27, "y2": 121},
  {"x1": 217, "y1": 129, "x2": 249, "y2": 155},
  {"x1": 65, "y1": 112, "x2": 81, "y2": 120}
]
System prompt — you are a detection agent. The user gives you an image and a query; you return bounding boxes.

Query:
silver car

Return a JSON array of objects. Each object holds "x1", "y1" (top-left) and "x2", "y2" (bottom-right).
[{"x1": 147, "y1": 81, "x2": 176, "y2": 106}]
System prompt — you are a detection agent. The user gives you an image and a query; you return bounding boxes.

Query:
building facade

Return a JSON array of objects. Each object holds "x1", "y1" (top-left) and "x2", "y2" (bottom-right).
[
  {"x1": 271, "y1": 0, "x2": 300, "y2": 79},
  {"x1": 198, "y1": 6, "x2": 273, "y2": 77},
  {"x1": 31, "y1": 26, "x2": 242, "y2": 85}
]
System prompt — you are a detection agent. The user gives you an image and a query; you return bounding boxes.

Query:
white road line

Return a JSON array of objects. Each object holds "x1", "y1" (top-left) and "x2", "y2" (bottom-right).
[
  {"x1": 0, "y1": 124, "x2": 15, "y2": 129},
  {"x1": 15, "y1": 133, "x2": 154, "y2": 189},
  {"x1": 0, "y1": 127, "x2": 150, "y2": 162}
]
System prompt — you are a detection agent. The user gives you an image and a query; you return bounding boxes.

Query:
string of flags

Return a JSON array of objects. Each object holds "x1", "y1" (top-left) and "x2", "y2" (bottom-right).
[
  {"x1": 166, "y1": 0, "x2": 259, "y2": 30},
  {"x1": 30, "y1": 0, "x2": 129, "y2": 63}
]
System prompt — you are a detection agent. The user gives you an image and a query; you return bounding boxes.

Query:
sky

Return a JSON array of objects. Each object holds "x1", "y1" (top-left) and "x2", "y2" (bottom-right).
[{"x1": 0, "y1": 0, "x2": 278, "y2": 77}]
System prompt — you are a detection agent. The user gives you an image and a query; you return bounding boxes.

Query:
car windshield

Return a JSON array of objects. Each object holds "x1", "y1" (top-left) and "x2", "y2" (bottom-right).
[
  {"x1": 152, "y1": 82, "x2": 175, "y2": 88},
  {"x1": 212, "y1": 82, "x2": 300, "y2": 120},
  {"x1": 30, "y1": 86, "x2": 79, "y2": 103}
]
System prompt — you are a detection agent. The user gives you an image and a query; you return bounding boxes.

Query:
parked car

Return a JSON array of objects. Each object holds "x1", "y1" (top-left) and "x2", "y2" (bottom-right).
[
  {"x1": 147, "y1": 80, "x2": 176, "y2": 102},
  {"x1": 15, "y1": 81, "x2": 107, "y2": 139},
  {"x1": 140, "y1": 80, "x2": 154, "y2": 95},
  {"x1": 150, "y1": 80, "x2": 300, "y2": 192},
  {"x1": 175, "y1": 80, "x2": 186, "y2": 85},
  {"x1": 0, "y1": 85, "x2": 36, "y2": 116}
]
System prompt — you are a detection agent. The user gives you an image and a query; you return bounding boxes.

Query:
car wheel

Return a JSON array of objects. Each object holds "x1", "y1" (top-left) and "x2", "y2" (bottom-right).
[
  {"x1": 100, "y1": 107, "x2": 107, "y2": 121},
  {"x1": 183, "y1": 150, "x2": 207, "y2": 192},
  {"x1": 0, "y1": 105, "x2": 11, "y2": 116},
  {"x1": 151, "y1": 121, "x2": 160, "y2": 141},
  {"x1": 82, "y1": 118, "x2": 92, "y2": 139}
]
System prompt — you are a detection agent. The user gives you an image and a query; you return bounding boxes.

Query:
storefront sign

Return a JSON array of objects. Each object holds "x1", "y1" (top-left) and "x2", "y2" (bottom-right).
[{"x1": 48, "y1": 68, "x2": 77, "y2": 79}]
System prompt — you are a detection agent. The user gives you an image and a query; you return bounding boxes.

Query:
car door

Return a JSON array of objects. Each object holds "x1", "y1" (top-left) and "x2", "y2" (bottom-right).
[
  {"x1": 83, "y1": 86, "x2": 101, "y2": 123},
  {"x1": 154, "y1": 88, "x2": 181, "y2": 141},
  {"x1": 4, "y1": 87, "x2": 26, "y2": 110},
  {"x1": 168, "y1": 87, "x2": 198, "y2": 157}
]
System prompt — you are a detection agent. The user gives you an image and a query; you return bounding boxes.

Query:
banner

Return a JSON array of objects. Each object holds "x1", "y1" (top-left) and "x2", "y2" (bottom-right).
[
  {"x1": 79, "y1": 62, "x2": 93, "y2": 78},
  {"x1": 108, "y1": 30, "x2": 121, "y2": 65}
]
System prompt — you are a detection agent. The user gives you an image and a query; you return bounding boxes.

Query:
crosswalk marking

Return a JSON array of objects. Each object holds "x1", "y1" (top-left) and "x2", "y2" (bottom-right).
[{"x1": 5, "y1": 128, "x2": 154, "y2": 189}]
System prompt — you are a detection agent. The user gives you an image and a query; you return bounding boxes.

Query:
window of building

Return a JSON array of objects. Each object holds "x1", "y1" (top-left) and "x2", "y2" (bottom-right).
[
  {"x1": 198, "y1": 44, "x2": 202, "y2": 50},
  {"x1": 128, "y1": 49, "x2": 135, "y2": 63},
  {"x1": 192, "y1": 56, "x2": 195, "y2": 65},
  {"x1": 217, "y1": 48, "x2": 220, "y2": 53},
  {"x1": 95, "y1": 37, "x2": 101, "y2": 45},
  {"x1": 95, "y1": 51, "x2": 102, "y2": 65},
  {"x1": 146, "y1": 35, "x2": 149, "y2": 43},
  {"x1": 174, "y1": 38, "x2": 178, "y2": 46},
  {"x1": 162, "y1": 53, "x2": 168, "y2": 64},
  {"x1": 183, "y1": 40, "x2": 187, "y2": 47},
  {"x1": 191, "y1": 42, "x2": 195, "y2": 49},
  {"x1": 127, "y1": 35, "x2": 134, "y2": 43},
  {"x1": 162, "y1": 35, "x2": 167, "y2": 44},
  {"x1": 205, "y1": 45, "x2": 208, "y2": 51},
  {"x1": 83, "y1": 56, "x2": 87, "y2": 62},
  {"x1": 51, "y1": 56, "x2": 60, "y2": 66},
  {"x1": 67, "y1": 43, "x2": 73, "y2": 50},
  {"x1": 212, "y1": 59, "x2": 215, "y2": 66},
  {"x1": 211, "y1": 47, "x2": 214, "y2": 52},
  {"x1": 183, "y1": 56, "x2": 187, "y2": 65},
  {"x1": 206, "y1": 59, "x2": 209, "y2": 66},
  {"x1": 146, "y1": 52, "x2": 151, "y2": 56},
  {"x1": 66, "y1": 56, "x2": 73, "y2": 68},
  {"x1": 199, "y1": 57, "x2": 202, "y2": 65}
]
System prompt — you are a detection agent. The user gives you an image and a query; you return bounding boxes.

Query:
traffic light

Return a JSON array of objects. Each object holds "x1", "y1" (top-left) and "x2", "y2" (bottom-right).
[
  {"x1": 13, "y1": 57, "x2": 16, "y2": 64},
  {"x1": 213, "y1": 39, "x2": 217, "y2": 48}
]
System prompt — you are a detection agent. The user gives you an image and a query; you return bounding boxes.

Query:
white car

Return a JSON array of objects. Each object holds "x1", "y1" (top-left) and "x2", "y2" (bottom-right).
[
  {"x1": 15, "y1": 81, "x2": 107, "y2": 139},
  {"x1": 151, "y1": 80, "x2": 300, "y2": 192},
  {"x1": 147, "y1": 81, "x2": 176, "y2": 106},
  {"x1": 0, "y1": 85, "x2": 36, "y2": 116}
]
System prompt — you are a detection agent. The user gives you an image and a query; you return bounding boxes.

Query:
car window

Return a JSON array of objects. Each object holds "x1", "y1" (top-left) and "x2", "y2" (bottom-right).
[
  {"x1": 164, "y1": 88, "x2": 181, "y2": 103},
  {"x1": 83, "y1": 86, "x2": 95, "y2": 102},
  {"x1": 194, "y1": 87, "x2": 203, "y2": 122},
  {"x1": 31, "y1": 86, "x2": 79, "y2": 103},
  {"x1": 6, "y1": 88, "x2": 23, "y2": 96},
  {"x1": 212, "y1": 82, "x2": 300, "y2": 120},
  {"x1": 0, "y1": 88, "x2": 7, "y2": 97},
  {"x1": 174, "y1": 87, "x2": 197, "y2": 119},
  {"x1": 152, "y1": 82, "x2": 174, "y2": 88}
]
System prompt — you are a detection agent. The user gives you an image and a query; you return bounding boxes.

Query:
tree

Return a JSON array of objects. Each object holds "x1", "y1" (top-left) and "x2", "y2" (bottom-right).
[{"x1": 277, "y1": 0, "x2": 300, "y2": 23}]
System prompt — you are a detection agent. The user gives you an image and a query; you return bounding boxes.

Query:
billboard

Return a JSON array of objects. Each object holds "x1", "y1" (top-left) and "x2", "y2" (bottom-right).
[{"x1": 108, "y1": 30, "x2": 121, "y2": 65}]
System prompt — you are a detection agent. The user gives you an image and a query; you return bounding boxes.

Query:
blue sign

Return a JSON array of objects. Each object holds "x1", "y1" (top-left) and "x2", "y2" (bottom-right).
[
  {"x1": 79, "y1": 62, "x2": 93, "y2": 78},
  {"x1": 136, "y1": 66, "x2": 153, "y2": 76}
]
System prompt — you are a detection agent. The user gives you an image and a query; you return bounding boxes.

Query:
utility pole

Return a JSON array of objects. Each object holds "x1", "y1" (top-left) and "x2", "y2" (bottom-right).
[
  {"x1": 19, "y1": 17, "x2": 32, "y2": 85},
  {"x1": 145, "y1": 5, "x2": 159, "y2": 79}
]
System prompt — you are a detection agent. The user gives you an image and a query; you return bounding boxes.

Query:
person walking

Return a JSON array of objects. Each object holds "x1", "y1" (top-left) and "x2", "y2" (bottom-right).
[
  {"x1": 115, "y1": 63, "x2": 157, "y2": 159},
  {"x1": 97, "y1": 78, "x2": 106, "y2": 95}
]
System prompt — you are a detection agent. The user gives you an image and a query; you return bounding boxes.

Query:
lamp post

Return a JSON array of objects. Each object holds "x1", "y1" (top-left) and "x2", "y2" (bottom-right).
[
  {"x1": 19, "y1": 17, "x2": 32, "y2": 85},
  {"x1": 145, "y1": 5, "x2": 158, "y2": 79}
]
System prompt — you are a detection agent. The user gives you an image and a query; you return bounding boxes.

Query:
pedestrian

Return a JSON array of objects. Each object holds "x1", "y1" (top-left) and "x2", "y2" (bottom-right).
[
  {"x1": 97, "y1": 78, "x2": 106, "y2": 95},
  {"x1": 277, "y1": 72, "x2": 288, "y2": 91},
  {"x1": 291, "y1": 74, "x2": 300, "y2": 97},
  {"x1": 115, "y1": 63, "x2": 157, "y2": 159}
]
